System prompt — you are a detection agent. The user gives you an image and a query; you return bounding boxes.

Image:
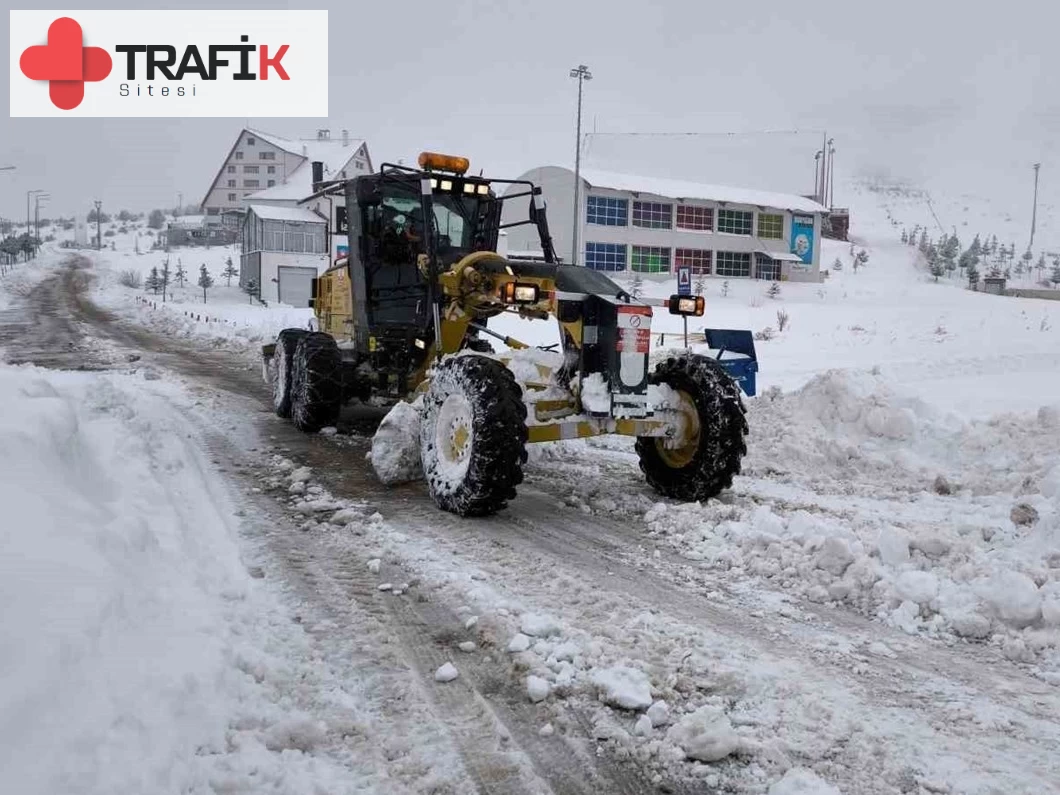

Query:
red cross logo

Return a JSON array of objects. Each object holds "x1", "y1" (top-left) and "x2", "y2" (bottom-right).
[{"x1": 19, "y1": 17, "x2": 112, "y2": 110}]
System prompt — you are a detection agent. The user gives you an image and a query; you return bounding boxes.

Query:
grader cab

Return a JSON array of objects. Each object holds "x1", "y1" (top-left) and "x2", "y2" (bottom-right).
[{"x1": 263, "y1": 152, "x2": 757, "y2": 516}]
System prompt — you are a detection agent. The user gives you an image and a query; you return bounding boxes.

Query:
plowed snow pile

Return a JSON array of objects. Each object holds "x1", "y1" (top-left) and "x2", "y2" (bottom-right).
[
  {"x1": 646, "y1": 370, "x2": 1060, "y2": 667},
  {"x1": 0, "y1": 363, "x2": 379, "y2": 794}
]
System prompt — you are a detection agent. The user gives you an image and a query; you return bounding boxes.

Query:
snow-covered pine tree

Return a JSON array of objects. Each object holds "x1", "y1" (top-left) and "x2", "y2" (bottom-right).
[
  {"x1": 970, "y1": 234, "x2": 981, "y2": 256},
  {"x1": 918, "y1": 229, "x2": 929, "y2": 252},
  {"x1": 174, "y1": 259, "x2": 187, "y2": 288},
  {"x1": 767, "y1": 281, "x2": 781, "y2": 299},
  {"x1": 966, "y1": 263, "x2": 980, "y2": 288},
  {"x1": 198, "y1": 264, "x2": 213, "y2": 302},
  {"x1": 145, "y1": 265, "x2": 160, "y2": 294},
  {"x1": 694, "y1": 273, "x2": 706, "y2": 296},
  {"x1": 243, "y1": 278, "x2": 258, "y2": 304},
  {"x1": 901, "y1": 230, "x2": 908, "y2": 244},
  {"x1": 832, "y1": 256, "x2": 843, "y2": 272},
  {"x1": 1052, "y1": 261, "x2": 1060, "y2": 288},
  {"x1": 222, "y1": 256, "x2": 239, "y2": 287},
  {"x1": 160, "y1": 260, "x2": 171, "y2": 302},
  {"x1": 929, "y1": 258, "x2": 945, "y2": 281}
]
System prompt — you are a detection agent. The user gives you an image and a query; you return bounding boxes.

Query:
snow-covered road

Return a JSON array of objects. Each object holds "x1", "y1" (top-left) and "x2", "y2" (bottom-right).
[{"x1": 2, "y1": 250, "x2": 1059, "y2": 794}]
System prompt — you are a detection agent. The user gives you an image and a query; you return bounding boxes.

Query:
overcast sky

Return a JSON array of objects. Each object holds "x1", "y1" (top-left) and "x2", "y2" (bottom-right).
[{"x1": 2, "y1": 0, "x2": 1058, "y2": 221}]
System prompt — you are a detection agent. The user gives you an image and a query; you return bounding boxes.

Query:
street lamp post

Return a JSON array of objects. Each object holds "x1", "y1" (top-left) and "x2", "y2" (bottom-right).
[
  {"x1": 27, "y1": 189, "x2": 45, "y2": 239},
  {"x1": 93, "y1": 200, "x2": 103, "y2": 250},
  {"x1": 1030, "y1": 163, "x2": 1041, "y2": 252},
  {"x1": 34, "y1": 193, "x2": 50, "y2": 253},
  {"x1": 813, "y1": 150, "x2": 823, "y2": 201},
  {"x1": 569, "y1": 63, "x2": 592, "y2": 266},
  {"x1": 828, "y1": 143, "x2": 836, "y2": 208}
]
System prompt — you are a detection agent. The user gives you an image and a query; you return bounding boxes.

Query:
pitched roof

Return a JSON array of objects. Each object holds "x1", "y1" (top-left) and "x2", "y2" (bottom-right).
[
  {"x1": 242, "y1": 130, "x2": 368, "y2": 204},
  {"x1": 577, "y1": 168, "x2": 828, "y2": 214},
  {"x1": 247, "y1": 204, "x2": 325, "y2": 223}
]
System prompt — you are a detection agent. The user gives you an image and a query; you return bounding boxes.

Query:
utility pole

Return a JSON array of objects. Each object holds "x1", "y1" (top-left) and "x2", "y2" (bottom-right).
[
  {"x1": 177, "y1": 191, "x2": 183, "y2": 216},
  {"x1": 94, "y1": 200, "x2": 102, "y2": 250},
  {"x1": 828, "y1": 141, "x2": 836, "y2": 208},
  {"x1": 1029, "y1": 163, "x2": 1041, "y2": 251},
  {"x1": 819, "y1": 131, "x2": 827, "y2": 204},
  {"x1": 34, "y1": 193, "x2": 49, "y2": 253},
  {"x1": 569, "y1": 63, "x2": 592, "y2": 266},
  {"x1": 813, "y1": 150, "x2": 822, "y2": 201},
  {"x1": 27, "y1": 189, "x2": 45, "y2": 244}
]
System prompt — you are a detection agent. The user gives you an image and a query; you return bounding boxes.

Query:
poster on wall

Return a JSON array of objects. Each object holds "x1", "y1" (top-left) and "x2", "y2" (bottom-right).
[
  {"x1": 336, "y1": 244, "x2": 349, "y2": 260},
  {"x1": 790, "y1": 214, "x2": 815, "y2": 267}
]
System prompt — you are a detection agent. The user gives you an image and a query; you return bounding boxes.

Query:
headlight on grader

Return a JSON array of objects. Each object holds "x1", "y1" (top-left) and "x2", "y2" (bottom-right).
[
  {"x1": 502, "y1": 282, "x2": 540, "y2": 304},
  {"x1": 668, "y1": 294, "x2": 705, "y2": 317}
]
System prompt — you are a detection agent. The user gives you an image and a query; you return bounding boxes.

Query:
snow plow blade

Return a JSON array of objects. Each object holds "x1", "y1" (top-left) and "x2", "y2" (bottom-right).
[{"x1": 703, "y1": 329, "x2": 758, "y2": 397}]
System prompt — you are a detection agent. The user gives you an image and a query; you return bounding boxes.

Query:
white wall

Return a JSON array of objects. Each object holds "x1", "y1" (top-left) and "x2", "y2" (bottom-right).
[{"x1": 501, "y1": 165, "x2": 823, "y2": 281}]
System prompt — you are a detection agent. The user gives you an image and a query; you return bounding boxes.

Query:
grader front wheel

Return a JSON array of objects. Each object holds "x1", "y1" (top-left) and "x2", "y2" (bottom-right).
[
  {"x1": 420, "y1": 355, "x2": 527, "y2": 517},
  {"x1": 636, "y1": 355, "x2": 748, "y2": 502}
]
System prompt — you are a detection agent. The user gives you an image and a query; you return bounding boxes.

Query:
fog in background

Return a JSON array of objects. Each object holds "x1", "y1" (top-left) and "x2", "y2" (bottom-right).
[{"x1": 2, "y1": 0, "x2": 1058, "y2": 235}]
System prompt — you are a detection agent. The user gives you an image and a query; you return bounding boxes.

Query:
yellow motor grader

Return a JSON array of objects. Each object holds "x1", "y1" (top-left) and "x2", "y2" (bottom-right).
[{"x1": 263, "y1": 152, "x2": 757, "y2": 516}]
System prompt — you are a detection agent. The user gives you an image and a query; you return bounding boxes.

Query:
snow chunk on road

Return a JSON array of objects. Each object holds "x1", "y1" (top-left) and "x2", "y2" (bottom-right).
[
  {"x1": 520, "y1": 613, "x2": 562, "y2": 638},
  {"x1": 591, "y1": 665, "x2": 653, "y2": 710},
  {"x1": 768, "y1": 767, "x2": 841, "y2": 795},
  {"x1": 633, "y1": 715, "x2": 653, "y2": 737},
  {"x1": 814, "y1": 536, "x2": 854, "y2": 576},
  {"x1": 876, "y1": 526, "x2": 910, "y2": 567},
  {"x1": 980, "y1": 571, "x2": 1042, "y2": 628},
  {"x1": 369, "y1": 399, "x2": 423, "y2": 485},
  {"x1": 895, "y1": 570, "x2": 939, "y2": 605},
  {"x1": 290, "y1": 465, "x2": 312, "y2": 483},
  {"x1": 666, "y1": 706, "x2": 739, "y2": 762},
  {"x1": 263, "y1": 717, "x2": 327, "y2": 752},
  {"x1": 367, "y1": 558, "x2": 381, "y2": 573},
  {"x1": 647, "y1": 700, "x2": 671, "y2": 727},
  {"x1": 526, "y1": 676, "x2": 550, "y2": 703},
  {"x1": 434, "y1": 662, "x2": 459, "y2": 682},
  {"x1": 508, "y1": 633, "x2": 532, "y2": 653}
]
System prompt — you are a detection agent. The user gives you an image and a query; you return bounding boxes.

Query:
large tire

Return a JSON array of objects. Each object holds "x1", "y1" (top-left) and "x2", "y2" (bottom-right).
[
  {"x1": 420, "y1": 355, "x2": 528, "y2": 517},
  {"x1": 290, "y1": 332, "x2": 343, "y2": 432},
  {"x1": 636, "y1": 354, "x2": 748, "y2": 502},
  {"x1": 273, "y1": 328, "x2": 308, "y2": 418}
]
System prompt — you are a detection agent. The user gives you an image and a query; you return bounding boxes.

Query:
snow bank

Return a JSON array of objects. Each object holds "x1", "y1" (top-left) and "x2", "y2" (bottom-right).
[
  {"x1": 641, "y1": 368, "x2": 1060, "y2": 659},
  {"x1": 0, "y1": 363, "x2": 357, "y2": 794},
  {"x1": 768, "y1": 768, "x2": 842, "y2": 795}
]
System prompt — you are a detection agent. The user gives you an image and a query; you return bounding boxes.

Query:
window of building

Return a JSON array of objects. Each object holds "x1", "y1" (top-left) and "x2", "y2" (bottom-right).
[
  {"x1": 631, "y1": 245, "x2": 671, "y2": 273},
  {"x1": 715, "y1": 251, "x2": 751, "y2": 277},
  {"x1": 246, "y1": 136, "x2": 256, "y2": 145},
  {"x1": 717, "y1": 209, "x2": 753, "y2": 235},
  {"x1": 356, "y1": 161, "x2": 365, "y2": 170},
  {"x1": 227, "y1": 179, "x2": 236, "y2": 187},
  {"x1": 267, "y1": 180, "x2": 276, "y2": 187},
  {"x1": 675, "y1": 248, "x2": 712, "y2": 275},
  {"x1": 259, "y1": 151, "x2": 275, "y2": 160},
  {"x1": 757, "y1": 213, "x2": 784, "y2": 240},
  {"x1": 267, "y1": 165, "x2": 276, "y2": 174},
  {"x1": 244, "y1": 179, "x2": 259, "y2": 188},
  {"x1": 227, "y1": 193, "x2": 237, "y2": 201},
  {"x1": 584, "y1": 242, "x2": 627, "y2": 271},
  {"x1": 632, "y1": 201, "x2": 672, "y2": 229},
  {"x1": 754, "y1": 253, "x2": 781, "y2": 280},
  {"x1": 234, "y1": 151, "x2": 243, "y2": 160},
  {"x1": 586, "y1": 196, "x2": 628, "y2": 226},
  {"x1": 243, "y1": 165, "x2": 259, "y2": 174},
  {"x1": 676, "y1": 205, "x2": 713, "y2": 231},
  {"x1": 227, "y1": 165, "x2": 235, "y2": 174}
]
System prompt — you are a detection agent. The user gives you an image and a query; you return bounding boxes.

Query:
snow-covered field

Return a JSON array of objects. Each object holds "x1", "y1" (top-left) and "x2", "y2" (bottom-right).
[{"x1": 3, "y1": 180, "x2": 1060, "y2": 794}]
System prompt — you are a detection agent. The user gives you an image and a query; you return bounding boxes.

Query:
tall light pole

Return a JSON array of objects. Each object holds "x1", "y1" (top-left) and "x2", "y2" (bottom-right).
[
  {"x1": 813, "y1": 150, "x2": 822, "y2": 200},
  {"x1": 1029, "y1": 163, "x2": 1041, "y2": 252},
  {"x1": 827, "y1": 142, "x2": 836, "y2": 208},
  {"x1": 34, "y1": 193, "x2": 50, "y2": 253},
  {"x1": 93, "y1": 200, "x2": 103, "y2": 250},
  {"x1": 27, "y1": 189, "x2": 45, "y2": 237},
  {"x1": 569, "y1": 63, "x2": 592, "y2": 266}
]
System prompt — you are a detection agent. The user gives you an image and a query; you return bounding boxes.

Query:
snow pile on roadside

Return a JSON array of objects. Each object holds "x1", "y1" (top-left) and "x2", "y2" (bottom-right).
[
  {"x1": 644, "y1": 369, "x2": 1060, "y2": 664},
  {"x1": 0, "y1": 363, "x2": 365, "y2": 794}
]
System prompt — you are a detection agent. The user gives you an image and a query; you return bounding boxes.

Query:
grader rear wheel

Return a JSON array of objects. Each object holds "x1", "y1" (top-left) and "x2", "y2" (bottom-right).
[
  {"x1": 636, "y1": 354, "x2": 748, "y2": 502},
  {"x1": 290, "y1": 332, "x2": 342, "y2": 433},
  {"x1": 272, "y1": 328, "x2": 308, "y2": 418},
  {"x1": 420, "y1": 355, "x2": 527, "y2": 517}
]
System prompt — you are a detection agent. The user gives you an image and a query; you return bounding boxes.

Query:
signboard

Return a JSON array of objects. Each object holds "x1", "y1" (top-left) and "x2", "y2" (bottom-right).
[
  {"x1": 790, "y1": 214, "x2": 815, "y2": 266},
  {"x1": 336, "y1": 244, "x2": 349, "y2": 259},
  {"x1": 677, "y1": 263, "x2": 692, "y2": 296},
  {"x1": 335, "y1": 206, "x2": 348, "y2": 235}
]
